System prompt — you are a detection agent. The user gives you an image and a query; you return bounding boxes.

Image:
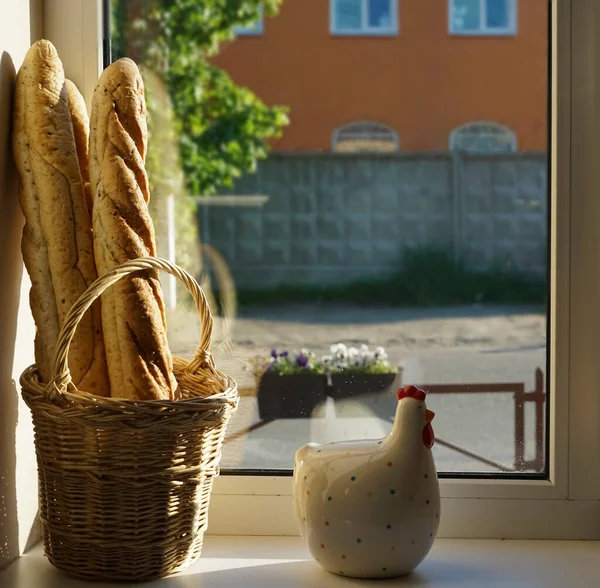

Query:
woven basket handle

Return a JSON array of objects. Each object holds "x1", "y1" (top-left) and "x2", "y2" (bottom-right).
[{"x1": 50, "y1": 257, "x2": 213, "y2": 393}]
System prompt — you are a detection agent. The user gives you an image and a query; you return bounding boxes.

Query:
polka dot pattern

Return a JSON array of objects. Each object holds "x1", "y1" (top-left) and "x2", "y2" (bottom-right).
[{"x1": 301, "y1": 442, "x2": 439, "y2": 577}]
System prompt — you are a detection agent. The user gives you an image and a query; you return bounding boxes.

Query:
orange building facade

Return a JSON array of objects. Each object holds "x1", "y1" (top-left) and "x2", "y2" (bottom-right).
[{"x1": 213, "y1": 0, "x2": 548, "y2": 153}]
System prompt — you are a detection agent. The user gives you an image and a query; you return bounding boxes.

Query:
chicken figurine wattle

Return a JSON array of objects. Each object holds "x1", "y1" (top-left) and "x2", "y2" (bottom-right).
[{"x1": 293, "y1": 385, "x2": 440, "y2": 579}]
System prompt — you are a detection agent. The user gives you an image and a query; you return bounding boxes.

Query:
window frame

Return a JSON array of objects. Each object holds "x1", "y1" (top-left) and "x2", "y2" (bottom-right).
[
  {"x1": 449, "y1": 0, "x2": 518, "y2": 37},
  {"x1": 330, "y1": 0, "x2": 399, "y2": 37},
  {"x1": 332, "y1": 120, "x2": 400, "y2": 152},
  {"x1": 449, "y1": 120, "x2": 518, "y2": 153},
  {"x1": 45, "y1": 0, "x2": 600, "y2": 540}
]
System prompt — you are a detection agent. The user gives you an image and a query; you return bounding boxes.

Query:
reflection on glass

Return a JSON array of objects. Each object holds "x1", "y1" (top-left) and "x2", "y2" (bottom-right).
[
  {"x1": 486, "y1": 0, "x2": 510, "y2": 29},
  {"x1": 112, "y1": 0, "x2": 549, "y2": 476},
  {"x1": 368, "y1": 0, "x2": 392, "y2": 29},
  {"x1": 452, "y1": 0, "x2": 481, "y2": 32},
  {"x1": 335, "y1": 0, "x2": 362, "y2": 31}
]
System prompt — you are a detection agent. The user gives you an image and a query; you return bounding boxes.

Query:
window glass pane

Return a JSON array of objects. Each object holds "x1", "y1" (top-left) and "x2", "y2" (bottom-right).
[
  {"x1": 111, "y1": 0, "x2": 548, "y2": 477},
  {"x1": 486, "y1": 0, "x2": 509, "y2": 29},
  {"x1": 452, "y1": 0, "x2": 482, "y2": 32},
  {"x1": 368, "y1": 0, "x2": 392, "y2": 29},
  {"x1": 335, "y1": 0, "x2": 363, "y2": 30},
  {"x1": 234, "y1": 20, "x2": 261, "y2": 35}
]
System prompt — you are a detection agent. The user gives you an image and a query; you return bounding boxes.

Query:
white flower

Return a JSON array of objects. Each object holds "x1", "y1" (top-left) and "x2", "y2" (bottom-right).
[
  {"x1": 348, "y1": 347, "x2": 358, "y2": 358},
  {"x1": 330, "y1": 343, "x2": 348, "y2": 359},
  {"x1": 321, "y1": 354, "x2": 333, "y2": 365},
  {"x1": 374, "y1": 346, "x2": 388, "y2": 361},
  {"x1": 360, "y1": 344, "x2": 369, "y2": 353}
]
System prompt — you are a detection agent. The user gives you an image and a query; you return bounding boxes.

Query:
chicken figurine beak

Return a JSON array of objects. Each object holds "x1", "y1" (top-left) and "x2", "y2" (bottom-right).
[{"x1": 425, "y1": 409, "x2": 435, "y2": 423}]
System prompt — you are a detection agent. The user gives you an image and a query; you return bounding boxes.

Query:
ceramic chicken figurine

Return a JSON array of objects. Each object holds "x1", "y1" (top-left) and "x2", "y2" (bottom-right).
[{"x1": 293, "y1": 385, "x2": 439, "y2": 579}]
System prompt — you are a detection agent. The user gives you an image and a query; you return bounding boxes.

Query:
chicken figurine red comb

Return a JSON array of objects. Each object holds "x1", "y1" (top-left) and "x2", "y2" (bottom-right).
[
  {"x1": 294, "y1": 382, "x2": 440, "y2": 579},
  {"x1": 397, "y1": 384, "x2": 427, "y2": 402}
]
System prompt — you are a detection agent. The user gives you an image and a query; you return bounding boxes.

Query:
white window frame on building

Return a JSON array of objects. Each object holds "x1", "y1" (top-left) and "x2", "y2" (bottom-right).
[
  {"x1": 234, "y1": 8, "x2": 264, "y2": 36},
  {"x1": 449, "y1": 0, "x2": 518, "y2": 36},
  {"x1": 450, "y1": 121, "x2": 518, "y2": 153},
  {"x1": 332, "y1": 121, "x2": 400, "y2": 152},
  {"x1": 331, "y1": 0, "x2": 399, "y2": 36}
]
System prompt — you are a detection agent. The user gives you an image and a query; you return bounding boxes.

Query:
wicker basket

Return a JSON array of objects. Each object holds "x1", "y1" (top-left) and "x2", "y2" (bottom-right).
[{"x1": 20, "y1": 257, "x2": 238, "y2": 581}]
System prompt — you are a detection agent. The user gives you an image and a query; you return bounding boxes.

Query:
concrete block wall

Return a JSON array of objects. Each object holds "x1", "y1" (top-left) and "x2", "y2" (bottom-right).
[{"x1": 199, "y1": 153, "x2": 547, "y2": 288}]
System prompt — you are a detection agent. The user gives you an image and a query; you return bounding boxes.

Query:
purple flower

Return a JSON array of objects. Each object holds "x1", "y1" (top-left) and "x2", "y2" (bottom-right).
[
  {"x1": 280, "y1": 351, "x2": 289, "y2": 357},
  {"x1": 296, "y1": 354, "x2": 309, "y2": 368},
  {"x1": 271, "y1": 349, "x2": 278, "y2": 359}
]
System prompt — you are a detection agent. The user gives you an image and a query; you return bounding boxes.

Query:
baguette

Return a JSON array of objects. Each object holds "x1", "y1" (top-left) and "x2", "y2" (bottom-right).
[
  {"x1": 65, "y1": 79, "x2": 92, "y2": 214},
  {"x1": 89, "y1": 58, "x2": 177, "y2": 400},
  {"x1": 13, "y1": 40, "x2": 109, "y2": 394}
]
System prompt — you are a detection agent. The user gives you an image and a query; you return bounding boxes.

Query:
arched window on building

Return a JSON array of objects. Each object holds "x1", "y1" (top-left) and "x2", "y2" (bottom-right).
[
  {"x1": 332, "y1": 121, "x2": 399, "y2": 153},
  {"x1": 449, "y1": 121, "x2": 517, "y2": 153}
]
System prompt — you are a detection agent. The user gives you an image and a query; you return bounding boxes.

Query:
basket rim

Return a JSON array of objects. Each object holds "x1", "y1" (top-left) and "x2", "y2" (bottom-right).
[
  {"x1": 20, "y1": 361, "x2": 239, "y2": 416},
  {"x1": 19, "y1": 363, "x2": 239, "y2": 408}
]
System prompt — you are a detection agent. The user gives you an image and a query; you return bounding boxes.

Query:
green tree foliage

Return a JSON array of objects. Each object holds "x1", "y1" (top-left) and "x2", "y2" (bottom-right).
[{"x1": 112, "y1": 0, "x2": 288, "y2": 196}]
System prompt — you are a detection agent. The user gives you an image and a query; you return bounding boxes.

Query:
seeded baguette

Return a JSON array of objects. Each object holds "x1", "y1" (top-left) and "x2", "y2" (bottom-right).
[
  {"x1": 89, "y1": 58, "x2": 177, "y2": 400},
  {"x1": 13, "y1": 40, "x2": 108, "y2": 394}
]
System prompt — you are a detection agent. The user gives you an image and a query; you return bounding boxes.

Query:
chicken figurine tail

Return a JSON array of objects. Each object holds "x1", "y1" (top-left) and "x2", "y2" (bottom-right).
[{"x1": 293, "y1": 385, "x2": 440, "y2": 579}]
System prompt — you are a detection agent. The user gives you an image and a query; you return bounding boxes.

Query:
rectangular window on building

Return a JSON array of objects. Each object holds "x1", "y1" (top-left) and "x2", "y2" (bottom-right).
[
  {"x1": 332, "y1": 0, "x2": 398, "y2": 35},
  {"x1": 450, "y1": 0, "x2": 516, "y2": 35}
]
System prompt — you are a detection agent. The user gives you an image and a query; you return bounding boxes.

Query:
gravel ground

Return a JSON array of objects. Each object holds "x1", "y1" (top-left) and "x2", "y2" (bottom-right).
[{"x1": 166, "y1": 303, "x2": 547, "y2": 473}]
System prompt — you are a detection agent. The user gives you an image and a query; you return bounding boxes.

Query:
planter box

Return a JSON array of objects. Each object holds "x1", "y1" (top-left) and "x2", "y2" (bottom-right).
[
  {"x1": 330, "y1": 372, "x2": 398, "y2": 400},
  {"x1": 257, "y1": 373, "x2": 327, "y2": 420}
]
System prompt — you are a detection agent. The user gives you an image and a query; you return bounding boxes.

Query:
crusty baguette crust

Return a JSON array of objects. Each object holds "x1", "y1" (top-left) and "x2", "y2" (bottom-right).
[
  {"x1": 65, "y1": 79, "x2": 92, "y2": 214},
  {"x1": 90, "y1": 58, "x2": 177, "y2": 400},
  {"x1": 13, "y1": 40, "x2": 109, "y2": 394}
]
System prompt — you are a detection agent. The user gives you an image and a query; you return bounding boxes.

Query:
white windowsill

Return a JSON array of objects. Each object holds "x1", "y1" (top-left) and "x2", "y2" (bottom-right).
[{"x1": 2, "y1": 536, "x2": 600, "y2": 587}]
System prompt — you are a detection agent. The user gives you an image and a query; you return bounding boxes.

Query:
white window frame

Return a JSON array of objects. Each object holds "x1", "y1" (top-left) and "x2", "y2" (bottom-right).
[
  {"x1": 43, "y1": 0, "x2": 600, "y2": 540},
  {"x1": 449, "y1": 0, "x2": 518, "y2": 36},
  {"x1": 332, "y1": 120, "x2": 400, "y2": 152},
  {"x1": 450, "y1": 120, "x2": 518, "y2": 153},
  {"x1": 234, "y1": 8, "x2": 264, "y2": 36},
  {"x1": 330, "y1": 0, "x2": 399, "y2": 36}
]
